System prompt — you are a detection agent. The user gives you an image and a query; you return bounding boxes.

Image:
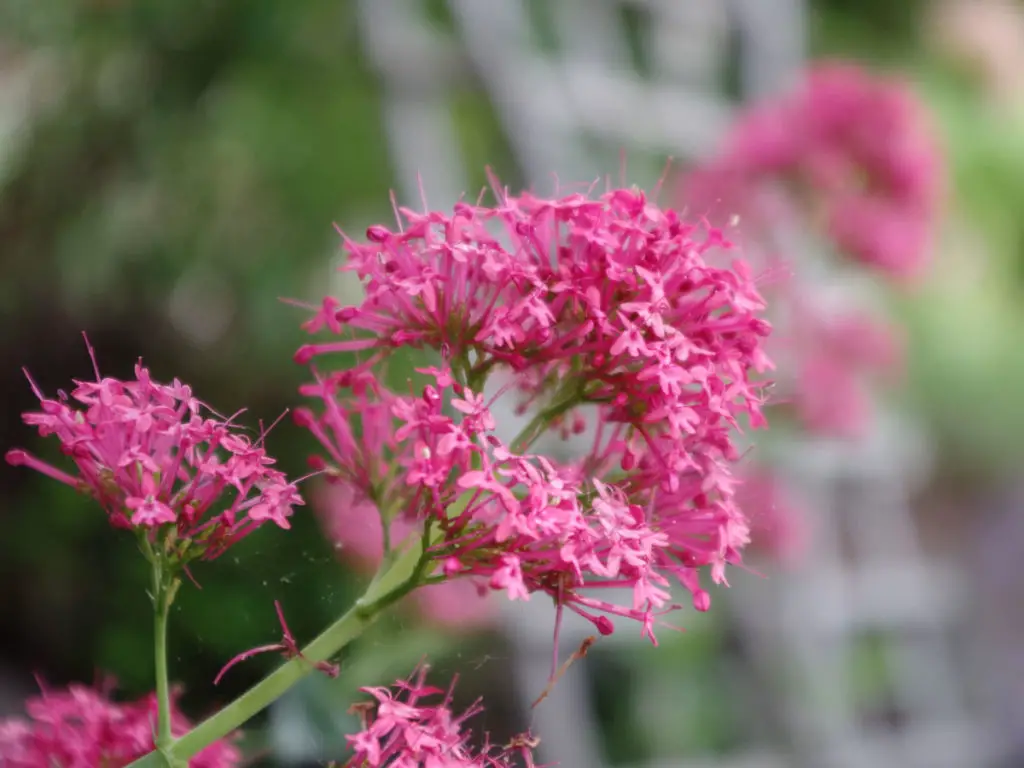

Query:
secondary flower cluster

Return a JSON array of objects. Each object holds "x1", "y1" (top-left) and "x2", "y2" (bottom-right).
[
  {"x1": 339, "y1": 666, "x2": 536, "y2": 767},
  {"x1": 297, "y1": 182, "x2": 772, "y2": 640},
  {"x1": 6, "y1": 339, "x2": 302, "y2": 561},
  {"x1": 684, "y1": 61, "x2": 942, "y2": 280},
  {"x1": 0, "y1": 682, "x2": 240, "y2": 768}
]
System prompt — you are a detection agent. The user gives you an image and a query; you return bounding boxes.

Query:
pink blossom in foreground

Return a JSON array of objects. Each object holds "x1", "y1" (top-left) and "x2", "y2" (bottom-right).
[
  {"x1": 0, "y1": 681, "x2": 240, "y2": 768},
  {"x1": 683, "y1": 61, "x2": 942, "y2": 279},
  {"x1": 5, "y1": 337, "x2": 302, "y2": 561},
  {"x1": 314, "y1": 480, "x2": 498, "y2": 631},
  {"x1": 340, "y1": 666, "x2": 537, "y2": 767},
  {"x1": 295, "y1": 181, "x2": 772, "y2": 641}
]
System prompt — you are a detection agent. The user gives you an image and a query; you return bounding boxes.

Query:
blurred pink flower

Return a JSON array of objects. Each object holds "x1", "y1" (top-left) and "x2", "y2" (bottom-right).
[
  {"x1": 315, "y1": 479, "x2": 391, "y2": 569},
  {"x1": 789, "y1": 306, "x2": 903, "y2": 437},
  {"x1": 795, "y1": 357, "x2": 872, "y2": 437},
  {"x1": 414, "y1": 580, "x2": 498, "y2": 632},
  {"x1": 818, "y1": 309, "x2": 904, "y2": 372},
  {"x1": 0, "y1": 681, "x2": 240, "y2": 768},
  {"x1": 735, "y1": 469, "x2": 809, "y2": 567},
  {"x1": 683, "y1": 60, "x2": 943, "y2": 279}
]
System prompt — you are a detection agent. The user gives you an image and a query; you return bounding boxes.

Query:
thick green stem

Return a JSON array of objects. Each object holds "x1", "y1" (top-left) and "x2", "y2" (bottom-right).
[
  {"x1": 127, "y1": 535, "x2": 431, "y2": 768},
  {"x1": 143, "y1": 537, "x2": 184, "y2": 768},
  {"x1": 153, "y1": 566, "x2": 177, "y2": 760}
]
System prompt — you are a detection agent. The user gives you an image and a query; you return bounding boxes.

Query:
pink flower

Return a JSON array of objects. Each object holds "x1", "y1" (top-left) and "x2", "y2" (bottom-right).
[
  {"x1": 5, "y1": 337, "x2": 303, "y2": 561},
  {"x1": 682, "y1": 61, "x2": 942, "y2": 279},
  {"x1": 296, "y1": 178, "x2": 773, "y2": 642},
  {"x1": 341, "y1": 665, "x2": 537, "y2": 767},
  {"x1": 302, "y1": 364, "x2": 755, "y2": 642},
  {"x1": 413, "y1": 580, "x2": 498, "y2": 632},
  {"x1": 795, "y1": 357, "x2": 872, "y2": 436},
  {"x1": 315, "y1": 479, "x2": 393, "y2": 568},
  {"x1": 0, "y1": 681, "x2": 240, "y2": 768},
  {"x1": 818, "y1": 309, "x2": 903, "y2": 373},
  {"x1": 299, "y1": 180, "x2": 772, "y2": 388}
]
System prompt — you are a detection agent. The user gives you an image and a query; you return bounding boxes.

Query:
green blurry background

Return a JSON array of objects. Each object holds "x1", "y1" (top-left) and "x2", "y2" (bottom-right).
[{"x1": 2, "y1": 0, "x2": 1023, "y2": 764}]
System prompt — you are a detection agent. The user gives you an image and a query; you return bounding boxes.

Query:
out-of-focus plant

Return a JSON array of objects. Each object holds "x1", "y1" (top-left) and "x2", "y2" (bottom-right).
[{"x1": 0, "y1": 2, "x2": 396, "y2": 394}]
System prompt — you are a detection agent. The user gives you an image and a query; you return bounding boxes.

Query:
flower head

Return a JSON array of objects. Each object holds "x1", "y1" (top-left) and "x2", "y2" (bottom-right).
[
  {"x1": 340, "y1": 665, "x2": 537, "y2": 767},
  {"x1": 0, "y1": 681, "x2": 240, "y2": 768},
  {"x1": 295, "y1": 179, "x2": 772, "y2": 641},
  {"x1": 6, "y1": 337, "x2": 303, "y2": 561},
  {"x1": 683, "y1": 61, "x2": 942, "y2": 279},
  {"x1": 299, "y1": 181, "x2": 772, "y2": 389}
]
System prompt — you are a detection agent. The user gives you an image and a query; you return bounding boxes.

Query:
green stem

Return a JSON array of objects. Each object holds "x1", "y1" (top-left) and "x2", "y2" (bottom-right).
[
  {"x1": 152, "y1": 562, "x2": 178, "y2": 763},
  {"x1": 466, "y1": 358, "x2": 496, "y2": 392},
  {"x1": 127, "y1": 535, "x2": 431, "y2": 768},
  {"x1": 510, "y1": 392, "x2": 582, "y2": 454}
]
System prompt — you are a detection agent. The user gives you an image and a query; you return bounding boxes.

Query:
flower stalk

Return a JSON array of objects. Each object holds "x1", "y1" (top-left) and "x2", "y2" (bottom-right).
[
  {"x1": 510, "y1": 390, "x2": 582, "y2": 454},
  {"x1": 143, "y1": 534, "x2": 185, "y2": 766},
  {"x1": 153, "y1": 568, "x2": 180, "y2": 761},
  {"x1": 127, "y1": 527, "x2": 434, "y2": 767}
]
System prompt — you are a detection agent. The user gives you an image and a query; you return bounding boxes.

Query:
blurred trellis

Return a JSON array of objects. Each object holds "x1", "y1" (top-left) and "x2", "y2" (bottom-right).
[{"x1": 341, "y1": 2, "x2": 1009, "y2": 768}]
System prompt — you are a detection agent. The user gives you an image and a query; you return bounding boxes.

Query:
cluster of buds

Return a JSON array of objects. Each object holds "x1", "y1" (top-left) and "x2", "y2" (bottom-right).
[
  {"x1": 3, "y1": 175, "x2": 776, "y2": 766},
  {"x1": 0, "y1": 53, "x2": 945, "y2": 763}
]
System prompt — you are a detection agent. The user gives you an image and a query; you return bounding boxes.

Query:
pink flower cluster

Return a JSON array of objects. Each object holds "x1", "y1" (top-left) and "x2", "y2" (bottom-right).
[
  {"x1": 6, "y1": 339, "x2": 302, "y2": 561},
  {"x1": 296, "y1": 182, "x2": 772, "y2": 640},
  {"x1": 340, "y1": 666, "x2": 536, "y2": 767},
  {"x1": 684, "y1": 61, "x2": 942, "y2": 279},
  {"x1": 0, "y1": 682, "x2": 240, "y2": 768}
]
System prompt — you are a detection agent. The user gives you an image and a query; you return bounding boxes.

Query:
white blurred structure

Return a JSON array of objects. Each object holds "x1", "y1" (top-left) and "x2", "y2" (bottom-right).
[{"x1": 344, "y1": 2, "x2": 1004, "y2": 767}]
